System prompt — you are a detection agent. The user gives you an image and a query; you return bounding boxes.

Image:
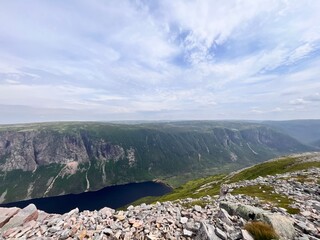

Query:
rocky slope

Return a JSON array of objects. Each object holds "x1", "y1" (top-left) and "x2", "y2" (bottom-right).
[
  {"x1": 0, "y1": 152, "x2": 319, "y2": 239},
  {"x1": 0, "y1": 122, "x2": 313, "y2": 203}
]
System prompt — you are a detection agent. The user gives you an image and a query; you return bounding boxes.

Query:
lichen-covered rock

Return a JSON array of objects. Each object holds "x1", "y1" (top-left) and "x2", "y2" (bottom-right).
[
  {"x1": 220, "y1": 202, "x2": 296, "y2": 239},
  {"x1": 267, "y1": 214, "x2": 295, "y2": 240}
]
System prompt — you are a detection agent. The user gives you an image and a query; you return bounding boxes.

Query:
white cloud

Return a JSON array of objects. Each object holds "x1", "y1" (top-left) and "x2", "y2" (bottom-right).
[
  {"x1": 289, "y1": 98, "x2": 308, "y2": 105},
  {"x1": 0, "y1": 0, "x2": 320, "y2": 122},
  {"x1": 287, "y1": 43, "x2": 315, "y2": 63},
  {"x1": 0, "y1": 84, "x2": 99, "y2": 109},
  {"x1": 158, "y1": 0, "x2": 282, "y2": 62},
  {"x1": 5, "y1": 79, "x2": 20, "y2": 84}
]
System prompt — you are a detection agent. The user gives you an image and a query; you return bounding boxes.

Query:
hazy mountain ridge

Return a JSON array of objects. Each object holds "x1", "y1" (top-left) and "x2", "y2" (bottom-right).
[
  {"x1": 263, "y1": 119, "x2": 320, "y2": 144},
  {"x1": 0, "y1": 121, "x2": 314, "y2": 204}
]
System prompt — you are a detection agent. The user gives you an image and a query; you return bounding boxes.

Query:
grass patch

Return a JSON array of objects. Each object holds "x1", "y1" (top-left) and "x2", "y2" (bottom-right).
[
  {"x1": 131, "y1": 155, "x2": 320, "y2": 208},
  {"x1": 181, "y1": 199, "x2": 209, "y2": 209},
  {"x1": 244, "y1": 221, "x2": 279, "y2": 240},
  {"x1": 227, "y1": 156, "x2": 320, "y2": 183},
  {"x1": 157, "y1": 174, "x2": 225, "y2": 202},
  {"x1": 232, "y1": 185, "x2": 299, "y2": 214},
  {"x1": 131, "y1": 174, "x2": 225, "y2": 205},
  {"x1": 293, "y1": 175, "x2": 315, "y2": 183},
  {"x1": 132, "y1": 155, "x2": 320, "y2": 206},
  {"x1": 162, "y1": 163, "x2": 246, "y2": 188}
]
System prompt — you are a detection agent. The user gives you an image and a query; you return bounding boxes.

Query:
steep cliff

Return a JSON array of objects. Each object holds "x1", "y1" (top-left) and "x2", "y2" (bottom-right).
[
  {"x1": 0, "y1": 130, "x2": 127, "y2": 171},
  {"x1": 0, "y1": 122, "x2": 313, "y2": 203}
]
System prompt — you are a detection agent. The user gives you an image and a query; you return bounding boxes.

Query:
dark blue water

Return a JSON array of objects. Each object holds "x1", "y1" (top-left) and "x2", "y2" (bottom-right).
[{"x1": 0, "y1": 181, "x2": 172, "y2": 214}]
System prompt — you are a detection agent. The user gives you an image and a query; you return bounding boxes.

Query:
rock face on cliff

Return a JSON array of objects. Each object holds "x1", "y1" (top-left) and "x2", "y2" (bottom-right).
[
  {"x1": 0, "y1": 122, "x2": 313, "y2": 203},
  {"x1": 0, "y1": 130, "x2": 127, "y2": 171}
]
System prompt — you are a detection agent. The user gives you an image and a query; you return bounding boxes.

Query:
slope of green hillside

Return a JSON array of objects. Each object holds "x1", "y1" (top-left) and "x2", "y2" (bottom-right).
[{"x1": 138, "y1": 152, "x2": 320, "y2": 204}]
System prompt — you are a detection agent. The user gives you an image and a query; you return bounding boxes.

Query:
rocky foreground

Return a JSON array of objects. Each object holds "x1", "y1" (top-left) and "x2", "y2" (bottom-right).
[{"x1": 0, "y1": 166, "x2": 319, "y2": 239}]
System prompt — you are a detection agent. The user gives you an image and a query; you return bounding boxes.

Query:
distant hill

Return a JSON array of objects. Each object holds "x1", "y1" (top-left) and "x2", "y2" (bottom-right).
[
  {"x1": 0, "y1": 121, "x2": 314, "y2": 203},
  {"x1": 263, "y1": 119, "x2": 320, "y2": 145},
  {"x1": 311, "y1": 139, "x2": 320, "y2": 147}
]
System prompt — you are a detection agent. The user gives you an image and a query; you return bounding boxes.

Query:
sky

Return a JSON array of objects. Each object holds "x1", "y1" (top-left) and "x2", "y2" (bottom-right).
[{"x1": 0, "y1": 0, "x2": 320, "y2": 124}]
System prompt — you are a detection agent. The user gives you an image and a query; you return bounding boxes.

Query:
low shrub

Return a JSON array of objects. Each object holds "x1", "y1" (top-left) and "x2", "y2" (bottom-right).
[{"x1": 244, "y1": 221, "x2": 279, "y2": 240}]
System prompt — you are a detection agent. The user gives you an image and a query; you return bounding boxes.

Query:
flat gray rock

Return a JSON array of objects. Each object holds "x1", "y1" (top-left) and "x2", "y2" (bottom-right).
[
  {"x1": 195, "y1": 221, "x2": 221, "y2": 240},
  {"x1": 0, "y1": 207, "x2": 19, "y2": 228},
  {"x1": 1, "y1": 204, "x2": 38, "y2": 232}
]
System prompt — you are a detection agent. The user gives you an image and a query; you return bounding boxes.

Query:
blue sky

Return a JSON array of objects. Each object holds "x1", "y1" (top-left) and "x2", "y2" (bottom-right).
[{"x1": 0, "y1": 0, "x2": 319, "y2": 123}]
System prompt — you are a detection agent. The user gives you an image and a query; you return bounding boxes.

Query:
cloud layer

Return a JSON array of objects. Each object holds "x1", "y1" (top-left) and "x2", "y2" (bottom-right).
[{"x1": 0, "y1": 0, "x2": 319, "y2": 123}]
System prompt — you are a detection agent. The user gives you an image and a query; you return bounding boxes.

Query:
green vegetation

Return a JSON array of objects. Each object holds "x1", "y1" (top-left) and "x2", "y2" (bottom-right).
[
  {"x1": 133, "y1": 154, "x2": 319, "y2": 211},
  {"x1": 0, "y1": 121, "x2": 316, "y2": 203},
  {"x1": 161, "y1": 162, "x2": 242, "y2": 188},
  {"x1": 244, "y1": 221, "x2": 279, "y2": 240},
  {"x1": 157, "y1": 174, "x2": 225, "y2": 202},
  {"x1": 131, "y1": 174, "x2": 225, "y2": 205},
  {"x1": 180, "y1": 199, "x2": 210, "y2": 209},
  {"x1": 292, "y1": 175, "x2": 314, "y2": 183},
  {"x1": 0, "y1": 164, "x2": 63, "y2": 203},
  {"x1": 232, "y1": 185, "x2": 299, "y2": 214},
  {"x1": 226, "y1": 157, "x2": 320, "y2": 183}
]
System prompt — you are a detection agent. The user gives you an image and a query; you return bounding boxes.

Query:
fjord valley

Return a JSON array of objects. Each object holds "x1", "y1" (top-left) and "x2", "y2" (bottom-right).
[{"x1": 0, "y1": 120, "x2": 316, "y2": 205}]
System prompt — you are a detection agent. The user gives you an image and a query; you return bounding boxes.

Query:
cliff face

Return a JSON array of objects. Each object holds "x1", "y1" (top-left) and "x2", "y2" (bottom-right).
[
  {"x1": 0, "y1": 122, "x2": 313, "y2": 203},
  {"x1": 0, "y1": 130, "x2": 126, "y2": 171}
]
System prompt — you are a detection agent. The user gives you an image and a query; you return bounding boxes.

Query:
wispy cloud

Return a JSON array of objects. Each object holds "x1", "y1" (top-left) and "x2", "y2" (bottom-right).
[{"x1": 0, "y1": 0, "x2": 319, "y2": 123}]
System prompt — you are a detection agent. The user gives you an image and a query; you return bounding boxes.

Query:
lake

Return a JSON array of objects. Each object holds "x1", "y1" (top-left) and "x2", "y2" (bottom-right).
[{"x1": 0, "y1": 181, "x2": 172, "y2": 214}]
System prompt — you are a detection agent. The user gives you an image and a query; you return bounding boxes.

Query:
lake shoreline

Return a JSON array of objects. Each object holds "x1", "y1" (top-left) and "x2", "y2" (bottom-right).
[{"x1": 0, "y1": 181, "x2": 172, "y2": 214}]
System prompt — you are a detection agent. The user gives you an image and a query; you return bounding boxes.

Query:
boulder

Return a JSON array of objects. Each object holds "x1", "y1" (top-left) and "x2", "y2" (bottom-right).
[
  {"x1": 99, "y1": 207, "x2": 115, "y2": 218},
  {"x1": 220, "y1": 201, "x2": 295, "y2": 240},
  {"x1": 0, "y1": 207, "x2": 20, "y2": 228},
  {"x1": 183, "y1": 229, "x2": 193, "y2": 237},
  {"x1": 180, "y1": 217, "x2": 188, "y2": 224},
  {"x1": 241, "y1": 229, "x2": 254, "y2": 240},
  {"x1": 195, "y1": 221, "x2": 222, "y2": 240},
  {"x1": 219, "y1": 201, "x2": 238, "y2": 215},
  {"x1": 194, "y1": 205, "x2": 202, "y2": 212},
  {"x1": 0, "y1": 204, "x2": 38, "y2": 232},
  {"x1": 215, "y1": 227, "x2": 227, "y2": 240},
  {"x1": 267, "y1": 214, "x2": 295, "y2": 240},
  {"x1": 67, "y1": 208, "x2": 79, "y2": 217},
  {"x1": 217, "y1": 208, "x2": 233, "y2": 225}
]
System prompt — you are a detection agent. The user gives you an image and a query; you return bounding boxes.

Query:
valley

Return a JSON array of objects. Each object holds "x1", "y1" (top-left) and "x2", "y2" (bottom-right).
[{"x1": 0, "y1": 120, "x2": 317, "y2": 204}]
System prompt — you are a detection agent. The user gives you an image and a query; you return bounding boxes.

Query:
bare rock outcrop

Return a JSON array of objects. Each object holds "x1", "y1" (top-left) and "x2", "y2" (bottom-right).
[
  {"x1": 0, "y1": 204, "x2": 38, "y2": 233},
  {"x1": 0, "y1": 130, "x2": 127, "y2": 171}
]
